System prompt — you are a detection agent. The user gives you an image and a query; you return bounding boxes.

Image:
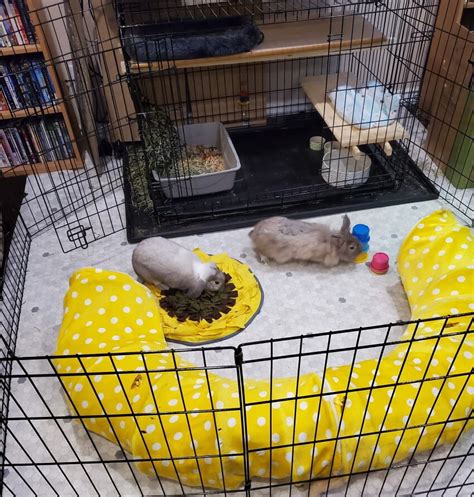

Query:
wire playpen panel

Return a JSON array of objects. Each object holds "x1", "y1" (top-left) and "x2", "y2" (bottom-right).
[
  {"x1": 1, "y1": 0, "x2": 130, "y2": 248},
  {"x1": 0, "y1": 214, "x2": 31, "y2": 495},
  {"x1": 1, "y1": 316, "x2": 473, "y2": 496},
  {"x1": 0, "y1": 0, "x2": 473, "y2": 494}
]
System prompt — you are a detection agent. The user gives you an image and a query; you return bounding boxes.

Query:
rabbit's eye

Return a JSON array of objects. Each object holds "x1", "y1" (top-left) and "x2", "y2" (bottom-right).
[{"x1": 349, "y1": 244, "x2": 356, "y2": 251}]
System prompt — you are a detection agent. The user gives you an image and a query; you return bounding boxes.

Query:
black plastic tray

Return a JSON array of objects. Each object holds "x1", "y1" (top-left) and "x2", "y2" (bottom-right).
[{"x1": 124, "y1": 117, "x2": 439, "y2": 242}]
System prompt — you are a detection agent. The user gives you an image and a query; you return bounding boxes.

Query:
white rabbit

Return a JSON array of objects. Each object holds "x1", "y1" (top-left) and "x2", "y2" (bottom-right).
[{"x1": 132, "y1": 237, "x2": 225, "y2": 298}]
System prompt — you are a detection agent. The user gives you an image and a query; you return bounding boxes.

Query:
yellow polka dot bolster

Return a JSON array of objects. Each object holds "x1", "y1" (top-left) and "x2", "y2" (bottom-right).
[
  {"x1": 398, "y1": 209, "x2": 473, "y2": 321},
  {"x1": 148, "y1": 249, "x2": 263, "y2": 345},
  {"x1": 54, "y1": 210, "x2": 473, "y2": 490}
]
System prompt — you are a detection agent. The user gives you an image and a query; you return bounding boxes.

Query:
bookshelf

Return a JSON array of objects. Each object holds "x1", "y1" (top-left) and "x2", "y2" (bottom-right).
[
  {"x1": 0, "y1": 43, "x2": 39, "y2": 55},
  {"x1": 0, "y1": 0, "x2": 82, "y2": 177},
  {"x1": 0, "y1": 101, "x2": 55, "y2": 118}
]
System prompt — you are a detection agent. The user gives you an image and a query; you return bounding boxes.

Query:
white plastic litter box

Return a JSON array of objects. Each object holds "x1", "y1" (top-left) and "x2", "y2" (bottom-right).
[{"x1": 152, "y1": 122, "x2": 241, "y2": 198}]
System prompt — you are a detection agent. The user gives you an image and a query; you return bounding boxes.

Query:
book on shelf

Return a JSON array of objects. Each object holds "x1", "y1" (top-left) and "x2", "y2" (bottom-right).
[
  {"x1": 0, "y1": 128, "x2": 18, "y2": 164},
  {"x1": 35, "y1": 119, "x2": 53, "y2": 161},
  {"x1": 0, "y1": 15, "x2": 9, "y2": 48},
  {"x1": 15, "y1": 0, "x2": 35, "y2": 44},
  {"x1": 0, "y1": 56, "x2": 56, "y2": 111},
  {"x1": 45, "y1": 119, "x2": 62, "y2": 159},
  {"x1": 3, "y1": 0, "x2": 24, "y2": 45},
  {"x1": 0, "y1": 141, "x2": 9, "y2": 166},
  {"x1": 19, "y1": 125, "x2": 35, "y2": 160},
  {"x1": 57, "y1": 119, "x2": 73, "y2": 157},
  {"x1": 12, "y1": 126, "x2": 29, "y2": 159},
  {"x1": 10, "y1": 60, "x2": 31, "y2": 107},
  {"x1": 0, "y1": 61, "x2": 21, "y2": 109},
  {"x1": 0, "y1": 0, "x2": 35, "y2": 47},
  {"x1": 3, "y1": 128, "x2": 24, "y2": 164},
  {"x1": 30, "y1": 58, "x2": 55, "y2": 103},
  {"x1": 0, "y1": 90, "x2": 7, "y2": 110},
  {"x1": 0, "y1": 2, "x2": 18, "y2": 46},
  {"x1": 0, "y1": 116, "x2": 74, "y2": 168},
  {"x1": 11, "y1": 0, "x2": 29, "y2": 44}
]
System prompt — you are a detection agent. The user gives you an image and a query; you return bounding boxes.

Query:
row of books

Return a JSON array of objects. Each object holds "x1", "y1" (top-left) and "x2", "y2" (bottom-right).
[
  {"x1": 0, "y1": 0, "x2": 35, "y2": 46},
  {"x1": 0, "y1": 116, "x2": 74, "y2": 167},
  {"x1": 0, "y1": 56, "x2": 55, "y2": 110}
]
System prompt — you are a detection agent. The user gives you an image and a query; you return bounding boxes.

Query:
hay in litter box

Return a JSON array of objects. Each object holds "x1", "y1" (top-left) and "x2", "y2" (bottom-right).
[
  {"x1": 175, "y1": 145, "x2": 225, "y2": 176},
  {"x1": 126, "y1": 145, "x2": 154, "y2": 213},
  {"x1": 140, "y1": 106, "x2": 182, "y2": 176},
  {"x1": 139, "y1": 105, "x2": 226, "y2": 178}
]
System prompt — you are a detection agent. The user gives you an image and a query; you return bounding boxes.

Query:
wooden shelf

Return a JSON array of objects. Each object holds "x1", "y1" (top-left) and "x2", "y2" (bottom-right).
[
  {"x1": 0, "y1": 44, "x2": 41, "y2": 56},
  {"x1": 302, "y1": 73, "x2": 406, "y2": 149},
  {"x1": 128, "y1": 15, "x2": 387, "y2": 73},
  {"x1": 0, "y1": 157, "x2": 81, "y2": 177},
  {"x1": 0, "y1": 0, "x2": 83, "y2": 177},
  {"x1": 0, "y1": 104, "x2": 60, "y2": 119}
]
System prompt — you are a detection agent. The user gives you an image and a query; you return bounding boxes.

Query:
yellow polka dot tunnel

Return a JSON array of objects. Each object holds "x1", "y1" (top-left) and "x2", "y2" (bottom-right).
[{"x1": 54, "y1": 209, "x2": 473, "y2": 491}]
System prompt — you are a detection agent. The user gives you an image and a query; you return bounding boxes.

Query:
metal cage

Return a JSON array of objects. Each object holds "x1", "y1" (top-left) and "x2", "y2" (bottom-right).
[
  {"x1": 0, "y1": 0, "x2": 470, "y2": 251},
  {"x1": 0, "y1": 0, "x2": 473, "y2": 495}
]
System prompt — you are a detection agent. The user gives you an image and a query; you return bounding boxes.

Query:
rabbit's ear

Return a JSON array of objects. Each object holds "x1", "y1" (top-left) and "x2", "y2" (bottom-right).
[
  {"x1": 340, "y1": 215, "x2": 351, "y2": 234},
  {"x1": 331, "y1": 234, "x2": 343, "y2": 247}
]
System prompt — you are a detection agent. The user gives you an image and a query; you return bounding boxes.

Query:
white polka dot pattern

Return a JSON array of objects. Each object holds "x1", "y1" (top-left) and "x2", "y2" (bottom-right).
[{"x1": 53, "y1": 211, "x2": 473, "y2": 490}]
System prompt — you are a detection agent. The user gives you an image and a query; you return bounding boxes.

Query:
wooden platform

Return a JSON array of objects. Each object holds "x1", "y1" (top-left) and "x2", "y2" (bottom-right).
[
  {"x1": 0, "y1": 44, "x2": 41, "y2": 56},
  {"x1": 0, "y1": 158, "x2": 81, "y2": 177},
  {"x1": 302, "y1": 73, "x2": 406, "y2": 149},
  {"x1": 128, "y1": 15, "x2": 387, "y2": 73},
  {"x1": 0, "y1": 104, "x2": 59, "y2": 119}
]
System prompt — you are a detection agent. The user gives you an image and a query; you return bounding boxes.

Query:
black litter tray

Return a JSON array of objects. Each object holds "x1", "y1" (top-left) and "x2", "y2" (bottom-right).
[
  {"x1": 123, "y1": 117, "x2": 439, "y2": 242},
  {"x1": 122, "y1": 16, "x2": 264, "y2": 62}
]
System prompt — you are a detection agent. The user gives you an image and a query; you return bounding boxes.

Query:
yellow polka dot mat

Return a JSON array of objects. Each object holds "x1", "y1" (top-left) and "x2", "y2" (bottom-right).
[
  {"x1": 54, "y1": 209, "x2": 473, "y2": 491},
  {"x1": 146, "y1": 249, "x2": 263, "y2": 345}
]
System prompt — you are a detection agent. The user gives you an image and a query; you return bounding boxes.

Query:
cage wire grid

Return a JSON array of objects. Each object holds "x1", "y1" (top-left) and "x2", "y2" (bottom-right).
[
  {"x1": 121, "y1": 0, "x2": 426, "y2": 222},
  {"x1": 1, "y1": 315, "x2": 473, "y2": 496},
  {"x1": 1, "y1": 214, "x2": 31, "y2": 494},
  {"x1": 0, "y1": 0, "x2": 473, "y2": 495},
  {"x1": 0, "y1": 0, "x2": 468, "y2": 252}
]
